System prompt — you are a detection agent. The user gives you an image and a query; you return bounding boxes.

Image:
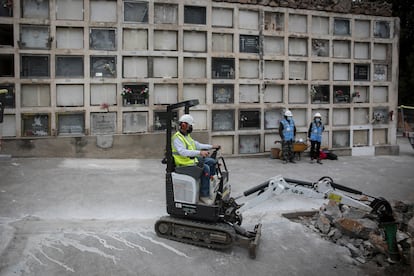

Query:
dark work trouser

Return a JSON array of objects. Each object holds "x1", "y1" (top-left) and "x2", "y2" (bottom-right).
[
  {"x1": 282, "y1": 140, "x2": 294, "y2": 161},
  {"x1": 310, "y1": 140, "x2": 321, "y2": 160}
]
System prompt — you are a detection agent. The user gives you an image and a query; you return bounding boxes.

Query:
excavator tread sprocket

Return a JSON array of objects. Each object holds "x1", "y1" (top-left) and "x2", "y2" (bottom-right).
[{"x1": 155, "y1": 216, "x2": 236, "y2": 250}]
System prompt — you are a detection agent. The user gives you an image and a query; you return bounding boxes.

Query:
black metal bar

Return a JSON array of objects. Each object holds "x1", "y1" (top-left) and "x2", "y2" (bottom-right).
[
  {"x1": 283, "y1": 178, "x2": 314, "y2": 187},
  {"x1": 165, "y1": 106, "x2": 173, "y2": 173},
  {"x1": 330, "y1": 182, "x2": 363, "y2": 195},
  {"x1": 243, "y1": 180, "x2": 270, "y2": 197},
  {"x1": 166, "y1": 99, "x2": 199, "y2": 113},
  {"x1": 284, "y1": 177, "x2": 363, "y2": 195}
]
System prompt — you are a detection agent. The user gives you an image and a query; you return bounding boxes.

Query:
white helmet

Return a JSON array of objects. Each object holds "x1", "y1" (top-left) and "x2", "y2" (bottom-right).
[
  {"x1": 179, "y1": 114, "x2": 194, "y2": 125},
  {"x1": 314, "y1": 112, "x2": 322, "y2": 118},
  {"x1": 284, "y1": 110, "x2": 293, "y2": 117}
]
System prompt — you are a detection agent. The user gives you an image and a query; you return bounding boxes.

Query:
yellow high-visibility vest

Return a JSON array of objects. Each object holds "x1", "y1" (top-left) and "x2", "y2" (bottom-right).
[{"x1": 172, "y1": 131, "x2": 197, "y2": 166}]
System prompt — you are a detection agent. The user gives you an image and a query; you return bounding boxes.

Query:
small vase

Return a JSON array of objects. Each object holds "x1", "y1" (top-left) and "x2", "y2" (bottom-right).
[{"x1": 123, "y1": 98, "x2": 127, "y2": 106}]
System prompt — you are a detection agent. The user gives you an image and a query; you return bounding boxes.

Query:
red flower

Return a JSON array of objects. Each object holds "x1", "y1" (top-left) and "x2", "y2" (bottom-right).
[{"x1": 100, "y1": 102, "x2": 109, "y2": 112}]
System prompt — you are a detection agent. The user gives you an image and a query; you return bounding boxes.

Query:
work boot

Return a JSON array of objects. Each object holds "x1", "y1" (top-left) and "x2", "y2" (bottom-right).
[
  {"x1": 200, "y1": 197, "x2": 214, "y2": 205},
  {"x1": 289, "y1": 159, "x2": 296, "y2": 163},
  {"x1": 317, "y1": 159, "x2": 323, "y2": 164}
]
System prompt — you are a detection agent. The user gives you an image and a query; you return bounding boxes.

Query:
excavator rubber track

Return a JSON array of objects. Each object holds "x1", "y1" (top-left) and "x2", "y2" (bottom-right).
[
  {"x1": 154, "y1": 216, "x2": 236, "y2": 250},
  {"x1": 155, "y1": 216, "x2": 261, "y2": 258}
]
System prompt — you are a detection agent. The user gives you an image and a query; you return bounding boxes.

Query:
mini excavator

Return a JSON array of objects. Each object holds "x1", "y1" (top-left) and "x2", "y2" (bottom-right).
[
  {"x1": 155, "y1": 100, "x2": 396, "y2": 259},
  {"x1": 155, "y1": 100, "x2": 261, "y2": 258}
]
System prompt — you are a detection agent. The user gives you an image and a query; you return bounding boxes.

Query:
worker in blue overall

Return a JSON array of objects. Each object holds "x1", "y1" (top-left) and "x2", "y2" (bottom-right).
[
  {"x1": 307, "y1": 112, "x2": 325, "y2": 164},
  {"x1": 279, "y1": 110, "x2": 296, "y2": 164}
]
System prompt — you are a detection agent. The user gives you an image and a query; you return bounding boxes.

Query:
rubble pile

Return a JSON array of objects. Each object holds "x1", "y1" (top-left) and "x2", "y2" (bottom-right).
[{"x1": 294, "y1": 200, "x2": 413, "y2": 272}]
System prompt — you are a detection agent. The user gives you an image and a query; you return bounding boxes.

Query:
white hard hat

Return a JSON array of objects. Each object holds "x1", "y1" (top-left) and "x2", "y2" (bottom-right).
[
  {"x1": 314, "y1": 112, "x2": 322, "y2": 118},
  {"x1": 284, "y1": 110, "x2": 292, "y2": 117},
  {"x1": 179, "y1": 114, "x2": 194, "y2": 125}
]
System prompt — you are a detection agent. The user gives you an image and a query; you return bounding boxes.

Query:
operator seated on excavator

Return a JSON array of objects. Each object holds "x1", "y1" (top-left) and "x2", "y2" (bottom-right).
[{"x1": 172, "y1": 114, "x2": 220, "y2": 205}]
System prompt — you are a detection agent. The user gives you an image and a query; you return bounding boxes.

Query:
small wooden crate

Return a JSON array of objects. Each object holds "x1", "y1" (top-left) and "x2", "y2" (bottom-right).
[{"x1": 270, "y1": 148, "x2": 281, "y2": 159}]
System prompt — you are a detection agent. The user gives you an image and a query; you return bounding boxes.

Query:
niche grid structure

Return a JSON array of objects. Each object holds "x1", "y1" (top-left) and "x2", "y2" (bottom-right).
[{"x1": 0, "y1": 0, "x2": 399, "y2": 155}]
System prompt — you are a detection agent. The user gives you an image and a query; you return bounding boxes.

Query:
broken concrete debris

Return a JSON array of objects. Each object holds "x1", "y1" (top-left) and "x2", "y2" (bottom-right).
[{"x1": 287, "y1": 200, "x2": 413, "y2": 272}]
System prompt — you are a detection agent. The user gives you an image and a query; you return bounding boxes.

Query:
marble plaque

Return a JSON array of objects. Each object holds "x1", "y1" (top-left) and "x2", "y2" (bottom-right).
[
  {"x1": 91, "y1": 112, "x2": 116, "y2": 135},
  {"x1": 123, "y1": 112, "x2": 147, "y2": 133}
]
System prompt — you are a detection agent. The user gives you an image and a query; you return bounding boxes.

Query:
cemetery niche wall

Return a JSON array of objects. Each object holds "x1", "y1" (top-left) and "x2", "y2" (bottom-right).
[{"x1": 0, "y1": 0, "x2": 399, "y2": 157}]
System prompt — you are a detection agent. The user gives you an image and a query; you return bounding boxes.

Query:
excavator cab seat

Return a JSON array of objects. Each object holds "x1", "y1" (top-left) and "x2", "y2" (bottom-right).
[
  {"x1": 174, "y1": 165, "x2": 203, "y2": 180},
  {"x1": 172, "y1": 165, "x2": 203, "y2": 204}
]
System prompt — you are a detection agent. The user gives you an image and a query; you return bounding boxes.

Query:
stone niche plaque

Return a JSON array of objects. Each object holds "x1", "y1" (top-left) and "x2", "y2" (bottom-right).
[
  {"x1": 239, "y1": 35, "x2": 259, "y2": 53},
  {"x1": 239, "y1": 135, "x2": 260, "y2": 154},
  {"x1": 374, "y1": 64, "x2": 387, "y2": 81},
  {"x1": 212, "y1": 58, "x2": 235, "y2": 79},
  {"x1": 213, "y1": 84, "x2": 233, "y2": 103},
  {"x1": 22, "y1": 114, "x2": 49, "y2": 137},
  {"x1": 212, "y1": 110, "x2": 234, "y2": 131},
  {"x1": 123, "y1": 112, "x2": 147, "y2": 133},
  {"x1": 154, "y1": 111, "x2": 178, "y2": 131},
  {"x1": 354, "y1": 64, "x2": 369, "y2": 81},
  {"x1": 91, "y1": 112, "x2": 116, "y2": 135},
  {"x1": 239, "y1": 110, "x2": 260, "y2": 129},
  {"x1": 264, "y1": 110, "x2": 282, "y2": 129},
  {"x1": 58, "y1": 113, "x2": 84, "y2": 135}
]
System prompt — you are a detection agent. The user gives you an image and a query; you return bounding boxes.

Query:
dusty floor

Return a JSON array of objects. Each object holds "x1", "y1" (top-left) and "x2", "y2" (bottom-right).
[{"x1": 0, "y1": 137, "x2": 413, "y2": 275}]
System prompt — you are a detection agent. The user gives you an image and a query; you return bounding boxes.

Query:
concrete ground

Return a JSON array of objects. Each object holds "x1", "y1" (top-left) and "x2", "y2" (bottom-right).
[{"x1": 0, "y1": 137, "x2": 413, "y2": 276}]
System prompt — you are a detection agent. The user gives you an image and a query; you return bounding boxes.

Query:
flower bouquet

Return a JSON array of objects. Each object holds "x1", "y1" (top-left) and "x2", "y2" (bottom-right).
[
  {"x1": 121, "y1": 87, "x2": 133, "y2": 99},
  {"x1": 140, "y1": 87, "x2": 149, "y2": 99}
]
